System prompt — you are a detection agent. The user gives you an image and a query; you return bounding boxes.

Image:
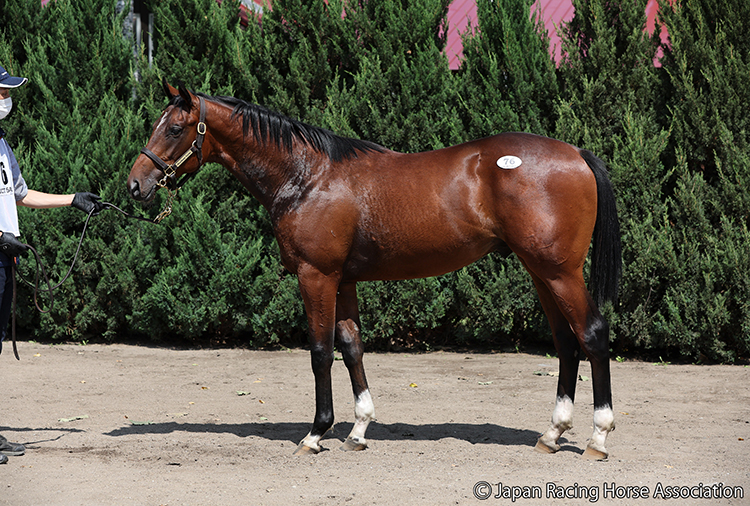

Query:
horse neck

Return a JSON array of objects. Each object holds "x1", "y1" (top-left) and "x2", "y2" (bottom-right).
[{"x1": 204, "y1": 101, "x2": 319, "y2": 219}]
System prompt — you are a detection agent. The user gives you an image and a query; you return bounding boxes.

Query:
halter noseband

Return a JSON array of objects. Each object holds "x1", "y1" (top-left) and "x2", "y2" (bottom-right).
[{"x1": 139, "y1": 96, "x2": 207, "y2": 222}]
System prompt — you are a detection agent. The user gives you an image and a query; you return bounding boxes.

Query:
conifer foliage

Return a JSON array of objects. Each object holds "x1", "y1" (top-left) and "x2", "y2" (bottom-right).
[{"x1": 0, "y1": 0, "x2": 747, "y2": 361}]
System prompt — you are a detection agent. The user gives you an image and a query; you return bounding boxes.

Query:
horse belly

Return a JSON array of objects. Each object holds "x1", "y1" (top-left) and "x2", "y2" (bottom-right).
[{"x1": 343, "y1": 226, "x2": 498, "y2": 282}]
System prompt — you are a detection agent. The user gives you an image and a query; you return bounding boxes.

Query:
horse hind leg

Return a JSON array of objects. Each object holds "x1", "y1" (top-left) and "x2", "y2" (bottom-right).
[
  {"x1": 532, "y1": 271, "x2": 615, "y2": 459},
  {"x1": 535, "y1": 349, "x2": 580, "y2": 454},
  {"x1": 530, "y1": 275, "x2": 582, "y2": 455},
  {"x1": 335, "y1": 282, "x2": 375, "y2": 451},
  {"x1": 579, "y1": 311, "x2": 615, "y2": 460},
  {"x1": 553, "y1": 276, "x2": 614, "y2": 459}
]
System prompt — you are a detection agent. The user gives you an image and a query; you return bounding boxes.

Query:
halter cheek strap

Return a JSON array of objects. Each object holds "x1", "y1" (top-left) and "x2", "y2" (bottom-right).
[{"x1": 140, "y1": 96, "x2": 207, "y2": 191}]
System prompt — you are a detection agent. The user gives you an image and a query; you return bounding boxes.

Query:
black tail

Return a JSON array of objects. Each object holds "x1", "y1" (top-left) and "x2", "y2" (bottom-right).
[{"x1": 580, "y1": 150, "x2": 622, "y2": 307}]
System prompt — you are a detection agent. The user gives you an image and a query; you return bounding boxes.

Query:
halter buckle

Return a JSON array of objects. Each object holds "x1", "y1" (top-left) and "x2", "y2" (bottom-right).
[{"x1": 157, "y1": 164, "x2": 176, "y2": 189}]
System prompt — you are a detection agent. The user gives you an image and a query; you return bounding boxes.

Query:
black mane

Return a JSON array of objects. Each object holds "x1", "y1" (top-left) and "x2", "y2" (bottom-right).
[{"x1": 184, "y1": 93, "x2": 385, "y2": 163}]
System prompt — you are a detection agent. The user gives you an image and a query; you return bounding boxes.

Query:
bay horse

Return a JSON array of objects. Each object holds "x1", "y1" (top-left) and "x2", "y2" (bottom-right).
[{"x1": 127, "y1": 81, "x2": 622, "y2": 460}]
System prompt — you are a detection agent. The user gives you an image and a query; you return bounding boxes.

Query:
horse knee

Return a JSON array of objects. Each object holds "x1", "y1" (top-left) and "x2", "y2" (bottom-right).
[
  {"x1": 337, "y1": 319, "x2": 361, "y2": 345},
  {"x1": 309, "y1": 340, "x2": 334, "y2": 373},
  {"x1": 337, "y1": 319, "x2": 364, "y2": 366}
]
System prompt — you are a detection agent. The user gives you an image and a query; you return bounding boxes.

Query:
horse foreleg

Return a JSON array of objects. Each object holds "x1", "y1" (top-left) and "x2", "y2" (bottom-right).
[
  {"x1": 293, "y1": 265, "x2": 340, "y2": 455},
  {"x1": 337, "y1": 319, "x2": 374, "y2": 451},
  {"x1": 335, "y1": 282, "x2": 374, "y2": 451}
]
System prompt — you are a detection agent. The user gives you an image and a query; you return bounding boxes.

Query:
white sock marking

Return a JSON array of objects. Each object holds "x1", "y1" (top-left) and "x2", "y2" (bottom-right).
[
  {"x1": 348, "y1": 389, "x2": 375, "y2": 442},
  {"x1": 538, "y1": 395, "x2": 574, "y2": 450},
  {"x1": 589, "y1": 406, "x2": 615, "y2": 452}
]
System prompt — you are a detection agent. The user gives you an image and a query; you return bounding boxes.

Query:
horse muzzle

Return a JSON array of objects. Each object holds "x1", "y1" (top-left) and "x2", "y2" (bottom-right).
[
  {"x1": 127, "y1": 173, "x2": 157, "y2": 204},
  {"x1": 127, "y1": 177, "x2": 142, "y2": 200}
]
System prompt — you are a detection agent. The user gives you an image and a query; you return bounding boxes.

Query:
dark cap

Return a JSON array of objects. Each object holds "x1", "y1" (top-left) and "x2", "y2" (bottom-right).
[{"x1": 0, "y1": 65, "x2": 28, "y2": 89}]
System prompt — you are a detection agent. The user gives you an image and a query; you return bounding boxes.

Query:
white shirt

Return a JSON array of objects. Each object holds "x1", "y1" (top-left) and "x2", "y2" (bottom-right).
[{"x1": 0, "y1": 136, "x2": 29, "y2": 236}]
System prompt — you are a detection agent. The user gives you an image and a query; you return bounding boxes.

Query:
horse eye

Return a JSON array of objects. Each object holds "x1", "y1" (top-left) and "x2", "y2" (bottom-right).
[{"x1": 168, "y1": 125, "x2": 183, "y2": 137}]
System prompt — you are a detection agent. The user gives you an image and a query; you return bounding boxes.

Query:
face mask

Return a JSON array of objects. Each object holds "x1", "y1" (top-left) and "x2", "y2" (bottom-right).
[{"x1": 0, "y1": 97, "x2": 12, "y2": 120}]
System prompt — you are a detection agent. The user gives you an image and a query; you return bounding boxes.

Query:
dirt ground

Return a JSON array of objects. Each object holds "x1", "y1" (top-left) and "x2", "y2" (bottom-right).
[{"x1": 0, "y1": 342, "x2": 747, "y2": 506}]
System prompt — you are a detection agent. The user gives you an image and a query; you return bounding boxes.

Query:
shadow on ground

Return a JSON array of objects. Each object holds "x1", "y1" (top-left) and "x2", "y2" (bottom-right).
[{"x1": 103, "y1": 420, "x2": 543, "y2": 448}]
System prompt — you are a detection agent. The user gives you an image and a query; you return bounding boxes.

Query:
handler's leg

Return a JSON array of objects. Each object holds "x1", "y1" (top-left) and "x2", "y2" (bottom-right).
[
  {"x1": 0, "y1": 263, "x2": 25, "y2": 462},
  {"x1": 0, "y1": 264, "x2": 13, "y2": 352}
]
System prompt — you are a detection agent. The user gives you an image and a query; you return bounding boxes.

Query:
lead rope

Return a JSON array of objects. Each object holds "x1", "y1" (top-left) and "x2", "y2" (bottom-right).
[{"x1": 7, "y1": 201, "x2": 160, "y2": 359}]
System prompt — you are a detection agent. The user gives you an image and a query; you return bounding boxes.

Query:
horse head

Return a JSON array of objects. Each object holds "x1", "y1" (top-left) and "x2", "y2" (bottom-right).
[{"x1": 127, "y1": 79, "x2": 207, "y2": 206}]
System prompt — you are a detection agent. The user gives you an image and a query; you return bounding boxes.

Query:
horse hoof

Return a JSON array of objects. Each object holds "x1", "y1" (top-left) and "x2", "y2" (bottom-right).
[
  {"x1": 340, "y1": 437, "x2": 367, "y2": 452},
  {"x1": 534, "y1": 438, "x2": 559, "y2": 454},
  {"x1": 582, "y1": 446, "x2": 608, "y2": 460},
  {"x1": 293, "y1": 442, "x2": 320, "y2": 456}
]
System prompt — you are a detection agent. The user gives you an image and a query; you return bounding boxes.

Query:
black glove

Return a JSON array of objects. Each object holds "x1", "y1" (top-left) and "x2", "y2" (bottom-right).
[
  {"x1": 0, "y1": 232, "x2": 28, "y2": 258},
  {"x1": 72, "y1": 192, "x2": 104, "y2": 215}
]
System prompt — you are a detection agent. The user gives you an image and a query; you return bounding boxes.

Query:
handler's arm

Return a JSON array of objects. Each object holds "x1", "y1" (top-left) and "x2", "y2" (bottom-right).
[{"x1": 17, "y1": 189, "x2": 74, "y2": 209}]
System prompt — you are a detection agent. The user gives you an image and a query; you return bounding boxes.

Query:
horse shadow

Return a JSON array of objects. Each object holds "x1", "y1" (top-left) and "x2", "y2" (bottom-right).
[{"x1": 104, "y1": 420, "x2": 557, "y2": 450}]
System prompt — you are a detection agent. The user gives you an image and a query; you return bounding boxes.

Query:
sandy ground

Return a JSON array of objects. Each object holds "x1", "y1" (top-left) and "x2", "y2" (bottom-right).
[{"x1": 0, "y1": 342, "x2": 748, "y2": 506}]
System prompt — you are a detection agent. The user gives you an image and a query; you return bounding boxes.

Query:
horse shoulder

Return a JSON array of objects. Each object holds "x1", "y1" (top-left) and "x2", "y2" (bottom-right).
[{"x1": 272, "y1": 182, "x2": 361, "y2": 275}]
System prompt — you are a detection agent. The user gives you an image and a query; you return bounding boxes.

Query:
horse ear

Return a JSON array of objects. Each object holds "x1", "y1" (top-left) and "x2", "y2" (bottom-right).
[
  {"x1": 162, "y1": 77, "x2": 178, "y2": 100},
  {"x1": 177, "y1": 83, "x2": 195, "y2": 110}
]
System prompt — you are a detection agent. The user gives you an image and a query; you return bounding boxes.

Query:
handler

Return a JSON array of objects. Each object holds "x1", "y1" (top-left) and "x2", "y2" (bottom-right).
[{"x1": 0, "y1": 65, "x2": 104, "y2": 464}]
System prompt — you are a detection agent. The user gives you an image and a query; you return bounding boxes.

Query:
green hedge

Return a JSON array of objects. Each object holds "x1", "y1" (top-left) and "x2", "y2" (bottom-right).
[{"x1": 0, "y1": 0, "x2": 748, "y2": 362}]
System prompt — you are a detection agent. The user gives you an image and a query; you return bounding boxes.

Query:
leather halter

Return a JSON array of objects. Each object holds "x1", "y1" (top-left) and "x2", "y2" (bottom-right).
[{"x1": 140, "y1": 95, "x2": 207, "y2": 192}]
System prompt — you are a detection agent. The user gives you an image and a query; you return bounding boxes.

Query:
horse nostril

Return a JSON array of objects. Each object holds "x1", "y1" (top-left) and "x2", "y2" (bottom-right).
[{"x1": 129, "y1": 179, "x2": 141, "y2": 199}]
